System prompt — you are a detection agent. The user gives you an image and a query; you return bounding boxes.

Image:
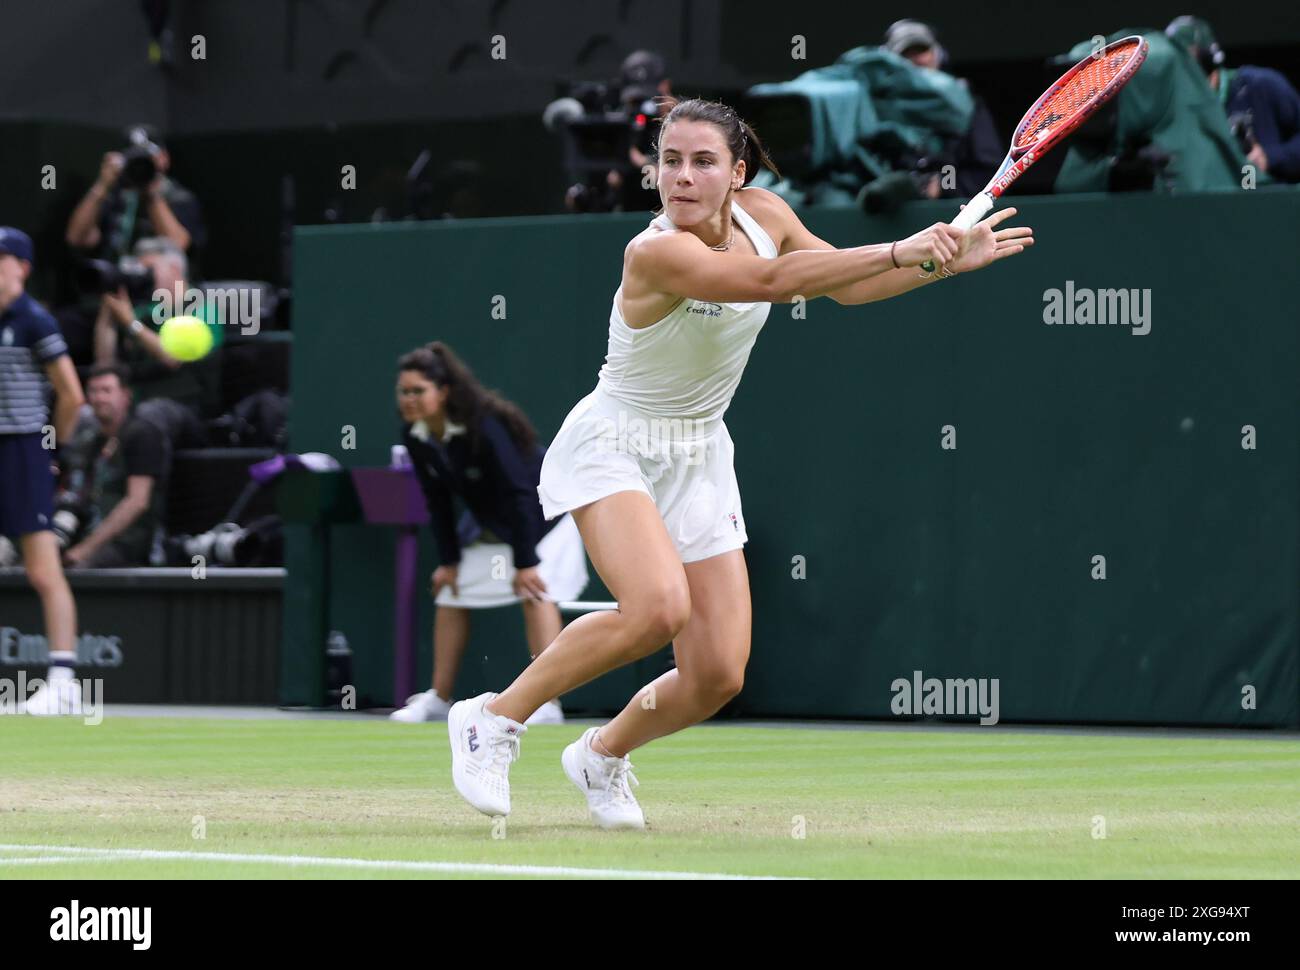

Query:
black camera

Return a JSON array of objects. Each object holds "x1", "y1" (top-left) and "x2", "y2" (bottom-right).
[
  {"x1": 121, "y1": 144, "x2": 159, "y2": 189},
  {"x1": 544, "y1": 80, "x2": 658, "y2": 213},
  {"x1": 856, "y1": 130, "x2": 949, "y2": 214},
  {"x1": 50, "y1": 501, "x2": 89, "y2": 551},
  {"x1": 168, "y1": 523, "x2": 247, "y2": 566},
  {"x1": 164, "y1": 517, "x2": 283, "y2": 568},
  {"x1": 1108, "y1": 136, "x2": 1173, "y2": 192},
  {"x1": 1227, "y1": 111, "x2": 1256, "y2": 156},
  {"x1": 75, "y1": 257, "x2": 156, "y2": 302},
  {"x1": 119, "y1": 126, "x2": 163, "y2": 190}
]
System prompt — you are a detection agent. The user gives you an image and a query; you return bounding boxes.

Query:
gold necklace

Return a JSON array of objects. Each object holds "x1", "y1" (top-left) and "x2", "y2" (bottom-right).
[{"x1": 708, "y1": 220, "x2": 735, "y2": 252}]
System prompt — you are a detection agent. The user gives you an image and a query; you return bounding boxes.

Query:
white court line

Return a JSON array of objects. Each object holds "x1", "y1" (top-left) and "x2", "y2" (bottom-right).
[{"x1": 0, "y1": 844, "x2": 800, "y2": 880}]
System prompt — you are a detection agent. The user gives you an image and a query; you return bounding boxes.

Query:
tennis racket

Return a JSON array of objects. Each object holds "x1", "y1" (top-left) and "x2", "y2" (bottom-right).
[{"x1": 921, "y1": 35, "x2": 1149, "y2": 273}]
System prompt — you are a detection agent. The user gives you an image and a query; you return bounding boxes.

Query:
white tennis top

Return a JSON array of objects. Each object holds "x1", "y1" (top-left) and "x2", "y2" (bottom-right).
[{"x1": 595, "y1": 192, "x2": 779, "y2": 438}]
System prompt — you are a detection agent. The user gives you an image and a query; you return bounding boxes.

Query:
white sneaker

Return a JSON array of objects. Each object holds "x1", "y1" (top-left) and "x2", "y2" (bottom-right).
[
  {"x1": 23, "y1": 680, "x2": 84, "y2": 716},
  {"x1": 524, "y1": 699, "x2": 565, "y2": 726},
  {"x1": 447, "y1": 693, "x2": 526, "y2": 816},
  {"x1": 561, "y1": 727, "x2": 645, "y2": 830},
  {"x1": 390, "y1": 689, "x2": 452, "y2": 722}
]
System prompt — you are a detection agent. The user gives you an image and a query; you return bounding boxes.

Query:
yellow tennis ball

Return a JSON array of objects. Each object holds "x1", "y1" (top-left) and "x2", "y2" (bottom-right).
[{"x1": 158, "y1": 315, "x2": 213, "y2": 362}]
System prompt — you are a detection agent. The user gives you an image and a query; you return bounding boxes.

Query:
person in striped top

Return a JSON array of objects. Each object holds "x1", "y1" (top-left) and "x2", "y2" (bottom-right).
[{"x1": 0, "y1": 227, "x2": 87, "y2": 715}]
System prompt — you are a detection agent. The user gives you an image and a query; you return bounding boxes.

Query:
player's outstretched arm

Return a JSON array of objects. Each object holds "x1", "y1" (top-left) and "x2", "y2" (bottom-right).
[
  {"x1": 945, "y1": 207, "x2": 1034, "y2": 275},
  {"x1": 764, "y1": 189, "x2": 1031, "y2": 306},
  {"x1": 635, "y1": 218, "x2": 966, "y2": 305}
]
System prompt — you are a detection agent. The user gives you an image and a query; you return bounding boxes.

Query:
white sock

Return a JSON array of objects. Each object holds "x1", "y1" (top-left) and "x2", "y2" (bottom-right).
[{"x1": 47, "y1": 664, "x2": 75, "y2": 684}]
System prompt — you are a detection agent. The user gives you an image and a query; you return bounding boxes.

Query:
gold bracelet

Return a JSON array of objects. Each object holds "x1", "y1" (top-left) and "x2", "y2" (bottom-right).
[{"x1": 918, "y1": 266, "x2": 958, "y2": 280}]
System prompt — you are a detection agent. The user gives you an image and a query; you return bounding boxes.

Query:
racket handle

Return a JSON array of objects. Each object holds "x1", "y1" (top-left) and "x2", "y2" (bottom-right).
[{"x1": 919, "y1": 193, "x2": 995, "y2": 273}]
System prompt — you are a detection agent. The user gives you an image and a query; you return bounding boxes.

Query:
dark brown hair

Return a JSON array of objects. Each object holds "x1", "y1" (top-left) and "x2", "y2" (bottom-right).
[
  {"x1": 651, "y1": 97, "x2": 781, "y2": 213},
  {"x1": 397, "y1": 341, "x2": 538, "y2": 455},
  {"x1": 87, "y1": 362, "x2": 131, "y2": 388}
]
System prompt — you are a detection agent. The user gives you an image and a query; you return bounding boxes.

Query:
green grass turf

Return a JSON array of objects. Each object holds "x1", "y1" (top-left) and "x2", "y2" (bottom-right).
[{"x1": 1, "y1": 717, "x2": 1297, "y2": 879}]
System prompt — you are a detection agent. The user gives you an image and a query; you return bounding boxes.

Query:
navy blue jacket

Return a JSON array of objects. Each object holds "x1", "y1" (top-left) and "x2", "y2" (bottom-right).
[
  {"x1": 402, "y1": 412, "x2": 557, "y2": 570},
  {"x1": 1227, "y1": 66, "x2": 1300, "y2": 182}
]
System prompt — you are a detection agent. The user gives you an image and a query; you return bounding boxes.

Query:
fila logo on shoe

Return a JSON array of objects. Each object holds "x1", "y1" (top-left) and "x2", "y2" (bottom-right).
[{"x1": 467, "y1": 725, "x2": 479, "y2": 752}]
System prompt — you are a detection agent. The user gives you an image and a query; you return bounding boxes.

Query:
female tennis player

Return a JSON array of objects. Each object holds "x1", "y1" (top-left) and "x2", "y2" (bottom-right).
[
  {"x1": 448, "y1": 98, "x2": 1033, "y2": 827},
  {"x1": 394, "y1": 342, "x2": 589, "y2": 725}
]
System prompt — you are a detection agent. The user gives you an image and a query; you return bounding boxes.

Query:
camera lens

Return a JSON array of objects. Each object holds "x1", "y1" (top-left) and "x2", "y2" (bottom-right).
[{"x1": 121, "y1": 145, "x2": 158, "y2": 189}]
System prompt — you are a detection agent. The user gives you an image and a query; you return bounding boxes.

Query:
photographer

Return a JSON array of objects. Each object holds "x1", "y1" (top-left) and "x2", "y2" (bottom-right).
[
  {"x1": 92, "y1": 238, "x2": 221, "y2": 411},
  {"x1": 882, "y1": 20, "x2": 1002, "y2": 200},
  {"x1": 1167, "y1": 16, "x2": 1300, "y2": 183},
  {"x1": 61, "y1": 363, "x2": 201, "y2": 569},
  {"x1": 66, "y1": 125, "x2": 206, "y2": 261},
  {"x1": 560, "y1": 50, "x2": 675, "y2": 213},
  {"x1": 608, "y1": 51, "x2": 676, "y2": 211}
]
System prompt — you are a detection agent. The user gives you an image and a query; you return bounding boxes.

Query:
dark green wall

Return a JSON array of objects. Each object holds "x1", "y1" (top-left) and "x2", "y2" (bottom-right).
[
  {"x1": 286, "y1": 189, "x2": 1300, "y2": 727},
  {"x1": 0, "y1": 121, "x2": 122, "y2": 304}
]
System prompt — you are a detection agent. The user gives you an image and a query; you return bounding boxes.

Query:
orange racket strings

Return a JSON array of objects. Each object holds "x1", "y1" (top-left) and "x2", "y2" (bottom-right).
[{"x1": 1014, "y1": 40, "x2": 1143, "y2": 151}]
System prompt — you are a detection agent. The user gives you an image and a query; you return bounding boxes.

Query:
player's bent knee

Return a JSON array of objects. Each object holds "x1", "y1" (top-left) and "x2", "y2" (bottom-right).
[
  {"x1": 682, "y1": 667, "x2": 744, "y2": 707},
  {"x1": 707, "y1": 670, "x2": 745, "y2": 703},
  {"x1": 647, "y1": 591, "x2": 691, "y2": 645},
  {"x1": 623, "y1": 590, "x2": 690, "y2": 657},
  {"x1": 627, "y1": 614, "x2": 683, "y2": 658}
]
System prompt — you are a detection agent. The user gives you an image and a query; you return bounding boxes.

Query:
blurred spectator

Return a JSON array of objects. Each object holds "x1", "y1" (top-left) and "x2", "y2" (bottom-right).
[
  {"x1": 882, "y1": 20, "x2": 1002, "y2": 199},
  {"x1": 746, "y1": 37, "x2": 975, "y2": 207},
  {"x1": 565, "y1": 50, "x2": 675, "y2": 212},
  {"x1": 61, "y1": 363, "x2": 202, "y2": 569},
  {"x1": 1054, "y1": 30, "x2": 1246, "y2": 194},
  {"x1": 1166, "y1": 16, "x2": 1300, "y2": 183},
  {"x1": 66, "y1": 125, "x2": 207, "y2": 262},
  {"x1": 617, "y1": 50, "x2": 675, "y2": 208},
  {"x1": 92, "y1": 238, "x2": 223, "y2": 412}
]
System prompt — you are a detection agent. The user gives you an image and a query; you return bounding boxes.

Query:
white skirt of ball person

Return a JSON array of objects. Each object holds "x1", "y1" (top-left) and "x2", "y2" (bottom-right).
[{"x1": 432, "y1": 504, "x2": 589, "y2": 610}]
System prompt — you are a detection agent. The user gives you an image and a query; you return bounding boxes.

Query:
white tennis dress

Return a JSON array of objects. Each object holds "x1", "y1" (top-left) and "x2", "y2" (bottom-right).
[{"x1": 537, "y1": 191, "x2": 778, "y2": 563}]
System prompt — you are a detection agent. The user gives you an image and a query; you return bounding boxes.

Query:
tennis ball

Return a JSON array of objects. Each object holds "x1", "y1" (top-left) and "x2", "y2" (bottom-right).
[{"x1": 158, "y1": 315, "x2": 213, "y2": 362}]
